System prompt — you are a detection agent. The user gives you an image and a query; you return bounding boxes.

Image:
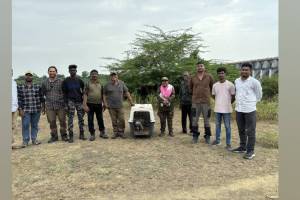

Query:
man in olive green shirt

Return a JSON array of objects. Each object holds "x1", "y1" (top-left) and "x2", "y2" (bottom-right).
[{"x1": 83, "y1": 69, "x2": 108, "y2": 141}]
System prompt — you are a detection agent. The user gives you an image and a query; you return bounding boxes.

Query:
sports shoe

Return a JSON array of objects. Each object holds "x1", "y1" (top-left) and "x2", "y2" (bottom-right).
[
  {"x1": 159, "y1": 132, "x2": 165, "y2": 137},
  {"x1": 48, "y1": 136, "x2": 58, "y2": 143},
  {"x1": 22, "y1": 141, "x2": 29, "y2": 147},
  {"x1": 111, "y1": 133, "x2": 118, "y2": 139},
  {"x1": 243, "y1": 151, "x2": 255, "y2": 160},
  {"x1": 231, "y1": 146, "x2": 246, "y2": 153},
  {"x1": 169, "y1": 132, "x2": 175, "y2": 137},
  {"x1": 100, "y1": 131, "x2": 109, "y2": 139},
  {"x1": 61, "y1": 134, "x2": 69, "y2": 142},
  {"x1": 32, "y1": 140, "x2": 41, "y2": 145},
  {"x1": 118, "y1": 132, "x2": 126, "y2": 139},
  {"x1": 204, "y1": 135, "x2": 210, "y2": 144},
  {"x1": 212, "y1": 140, "x2": 221, "y2": 146},
  {"x1": 225, "y1": 144, "x2": 232, "y2": 151},
  {"x1": 89, "y1": 134, "x2": 95, "y2": 141}
]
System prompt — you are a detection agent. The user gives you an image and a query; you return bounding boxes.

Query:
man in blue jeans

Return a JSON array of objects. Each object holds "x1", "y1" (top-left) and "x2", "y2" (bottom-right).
[
  {"x1": 17, "y1": 71, "x2": 45, "y2": 146},
  {"x1": 211, "y1": 67, "x2": 235, "y2": 150}
]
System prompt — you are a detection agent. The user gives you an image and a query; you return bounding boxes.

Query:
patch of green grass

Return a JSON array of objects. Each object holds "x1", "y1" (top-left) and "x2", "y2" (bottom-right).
[{"x1": 257, "y1": 131, "x2": 278, "y2": 149}]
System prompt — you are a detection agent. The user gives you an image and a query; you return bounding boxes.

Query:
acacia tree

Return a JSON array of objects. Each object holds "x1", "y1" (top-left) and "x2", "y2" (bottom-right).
[
  {"x1": 105, "y1": 25, "x2": 239, "y2": 92},
  {"x1": 105, "y1": 26, "x2": 206, "y2": 90}
]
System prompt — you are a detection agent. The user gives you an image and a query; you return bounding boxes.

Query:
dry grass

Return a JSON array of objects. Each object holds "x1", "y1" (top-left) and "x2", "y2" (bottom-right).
[{"x1": 12, "y1": 108, "x2": 278, "y2": 200}]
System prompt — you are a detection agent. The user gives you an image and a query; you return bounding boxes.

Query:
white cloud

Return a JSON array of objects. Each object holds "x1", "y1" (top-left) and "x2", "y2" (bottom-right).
[{"x1": 12, "y1": 0, "x2": 278, "y2": 77}]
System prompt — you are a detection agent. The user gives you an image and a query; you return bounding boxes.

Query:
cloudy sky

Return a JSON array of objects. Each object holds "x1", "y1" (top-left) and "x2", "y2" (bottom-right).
[{"x1": 12, "y1": 0, "x2": 278, "y2": 77}]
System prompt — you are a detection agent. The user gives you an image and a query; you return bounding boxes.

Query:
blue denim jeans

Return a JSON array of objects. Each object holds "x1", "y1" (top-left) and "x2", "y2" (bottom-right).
[
  {"x1": 215, "y1": 113, "x2": 231, "y2": 145},
  {"x1": 22, "y1": 112, "x2": 41, "y2": 143}
]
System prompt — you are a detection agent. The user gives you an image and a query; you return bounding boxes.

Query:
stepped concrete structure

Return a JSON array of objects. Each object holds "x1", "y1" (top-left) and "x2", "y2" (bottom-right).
[{"x1": 227, "y1": 57, "x2": 279, "y2": 79}]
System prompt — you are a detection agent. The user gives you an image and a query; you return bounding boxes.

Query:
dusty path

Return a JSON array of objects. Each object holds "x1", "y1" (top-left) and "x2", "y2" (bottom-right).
[{"x1": 12, "y1": 108, "x2": 278, "y2": 200}]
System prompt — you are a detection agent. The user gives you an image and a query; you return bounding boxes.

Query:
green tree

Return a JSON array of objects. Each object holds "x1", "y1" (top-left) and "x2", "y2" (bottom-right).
[
  {"x1": 261, "y1": 75, "x2": 278, "y2": 99},
  {"x1": 15, "y1": 73, "x2": 41, "y2": 85},
  {"x1": 105, "y1": 26, "x2": 207, "y2": 92}
]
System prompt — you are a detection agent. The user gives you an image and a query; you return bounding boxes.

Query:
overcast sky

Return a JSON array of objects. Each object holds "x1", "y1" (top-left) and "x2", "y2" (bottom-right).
[{"x1": 12, "y1": 0, "x2": 278, "y2": 77}]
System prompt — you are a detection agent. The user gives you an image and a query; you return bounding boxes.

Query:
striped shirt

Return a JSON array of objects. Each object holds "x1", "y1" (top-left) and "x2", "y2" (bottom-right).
[{"x1": 17, "y1": 83, "x2": 45, "y2": 113}]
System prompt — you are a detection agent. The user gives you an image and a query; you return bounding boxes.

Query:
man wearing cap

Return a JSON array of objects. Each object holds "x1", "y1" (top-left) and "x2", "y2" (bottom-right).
[
  {"x1": 190, "y1": 61, "x2": 214, "y2": 144},
  {"x1": 103, "y1": 72, "x2": 134, "y2": 139},
  {"x1": 83, "y1": 69, "x2": 109, "y2": 141},
  {"x1": 17, "y1": 71, "x2": 44, "y2": 146},
  {"x1": 179, "y1": 71, "x2": 192, "y2": 134},
  {"x1": 157, "y1": 77, "x2": 175, "y2": 137},
  {"x1": 62, "y1": 64, "x2": 86, "y2": 143},
  {"x1": 41, "y1": 66, "x2": 68, "y2": 143}
]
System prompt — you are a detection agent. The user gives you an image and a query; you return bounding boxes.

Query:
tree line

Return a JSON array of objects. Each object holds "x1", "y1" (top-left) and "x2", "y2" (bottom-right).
[{"x1": 14, "y1": 26, "x2": 278, "y2": 99}]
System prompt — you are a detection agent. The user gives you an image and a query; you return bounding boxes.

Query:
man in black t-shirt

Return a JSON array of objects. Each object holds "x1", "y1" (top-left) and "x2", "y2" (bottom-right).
[{"x1": 62, "y1": 64, "x2": 86, "y2": 143}]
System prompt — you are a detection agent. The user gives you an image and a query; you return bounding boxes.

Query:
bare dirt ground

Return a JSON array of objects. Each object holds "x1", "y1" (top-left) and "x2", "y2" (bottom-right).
[{"x1": 12, "y1": 108, "x2": 279, "y2": 200}]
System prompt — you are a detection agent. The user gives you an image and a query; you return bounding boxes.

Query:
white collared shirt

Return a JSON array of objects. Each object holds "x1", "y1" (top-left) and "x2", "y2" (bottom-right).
[
  {"x1": 12, "y1": 79, "x2": 18, "y2": 112},
  {"x1": 234, "y1": 76, "x2": 262, "y2": 113}
]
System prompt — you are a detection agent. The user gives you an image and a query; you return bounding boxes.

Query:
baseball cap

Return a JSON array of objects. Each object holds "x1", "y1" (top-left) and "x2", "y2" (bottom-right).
[
  {"x1": 161, "y1": 77, "x2": 169, "y2": 81},
  {"x1": 110, "y1": 71, "x2": 117, "y2": 76},
  {"x1": 183, "y1": 71, "x2": 189, "y2": 76},
  {"x1": 25, "y1": 71, "x2": 33, "y2": 75}
]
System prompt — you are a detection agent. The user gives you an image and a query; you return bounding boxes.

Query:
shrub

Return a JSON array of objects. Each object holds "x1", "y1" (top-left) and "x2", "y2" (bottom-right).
[{"x1": 261, "y1": 75, "x2": 278, "y2": 99}]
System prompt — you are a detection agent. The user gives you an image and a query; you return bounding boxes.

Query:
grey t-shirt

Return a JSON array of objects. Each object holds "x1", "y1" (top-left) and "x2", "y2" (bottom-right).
[{"x1": 104, "y1": 80, "x2": 128, "y2": 109}]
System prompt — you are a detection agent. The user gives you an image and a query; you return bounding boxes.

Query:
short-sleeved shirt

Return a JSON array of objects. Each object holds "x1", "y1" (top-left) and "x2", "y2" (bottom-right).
[
  {"x1": 104, "y1": 80, "x2": 128, "y2": 109},
  {"x1": 212, "y1": 80, "x2": 235, "y2": 113},
  {"x1": 84, "y1": 81, "x2": 103, "y2": 104}
]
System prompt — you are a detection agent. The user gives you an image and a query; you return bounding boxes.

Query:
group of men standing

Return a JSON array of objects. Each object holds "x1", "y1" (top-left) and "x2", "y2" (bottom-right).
[
  {"x1": 157, "y1": 61, "x2": 262, "y2": 159},
  {"x1": 11, "y1": 61, "x2": 262, "y2": 159},
  {"x1": 11, "y1": 64, "x2": 134, "y2": 148}
]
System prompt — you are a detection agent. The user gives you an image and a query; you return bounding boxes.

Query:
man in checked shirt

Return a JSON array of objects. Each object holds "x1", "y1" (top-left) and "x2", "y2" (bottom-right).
[
  {"x1": 17, "y1": 71, "x2": 45, "y2": 146},
  {"x1": 41, "y1": 66, "x2": 68, "y2": 143}
]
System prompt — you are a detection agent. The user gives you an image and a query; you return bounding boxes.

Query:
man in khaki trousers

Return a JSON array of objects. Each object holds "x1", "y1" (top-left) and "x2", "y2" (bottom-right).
[{"x1": 103, "y1": 72, "x2": 134, "y2": 139}]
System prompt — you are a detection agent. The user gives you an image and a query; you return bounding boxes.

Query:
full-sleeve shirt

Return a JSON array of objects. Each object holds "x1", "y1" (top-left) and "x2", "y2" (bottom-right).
[
  {"x1": 12, "y1": 79, "x2": 18, "y2": 112},
  {"x1": 62, "y1": 76, "x2": 85, "y2": 103},
  {"x1": 41, "y1": 78, "x2": 65, "y2": 110},
  {"x1": 17, "y1": 83, "x2": 45, "y2": 113},
  {"x1": 234, "y1": 76, "x2": 263, "y2": 113}
]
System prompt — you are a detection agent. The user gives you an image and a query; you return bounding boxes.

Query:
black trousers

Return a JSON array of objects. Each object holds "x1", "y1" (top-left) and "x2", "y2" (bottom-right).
[
  {"x1": 181, "y1": 104, "x2": 192, "y2": 132},
  {"x1": 87, "y1": 103, "x2": 105, "y2": 134},
  {"x1": 236, "y1": 111, "x2": 256, "y2": 152}
]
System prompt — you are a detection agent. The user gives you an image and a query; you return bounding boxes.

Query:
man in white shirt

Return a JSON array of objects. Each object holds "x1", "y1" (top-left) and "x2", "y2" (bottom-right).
[
  {"x1": 231, "y1": 63, "x2": 262, "y2": 160},
  {"x1": 211, "y1": 67, "x2": 235, "y2": 150},
  {"x1": 11, "y1": 69, "x2": 25, "y2": 149}
]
